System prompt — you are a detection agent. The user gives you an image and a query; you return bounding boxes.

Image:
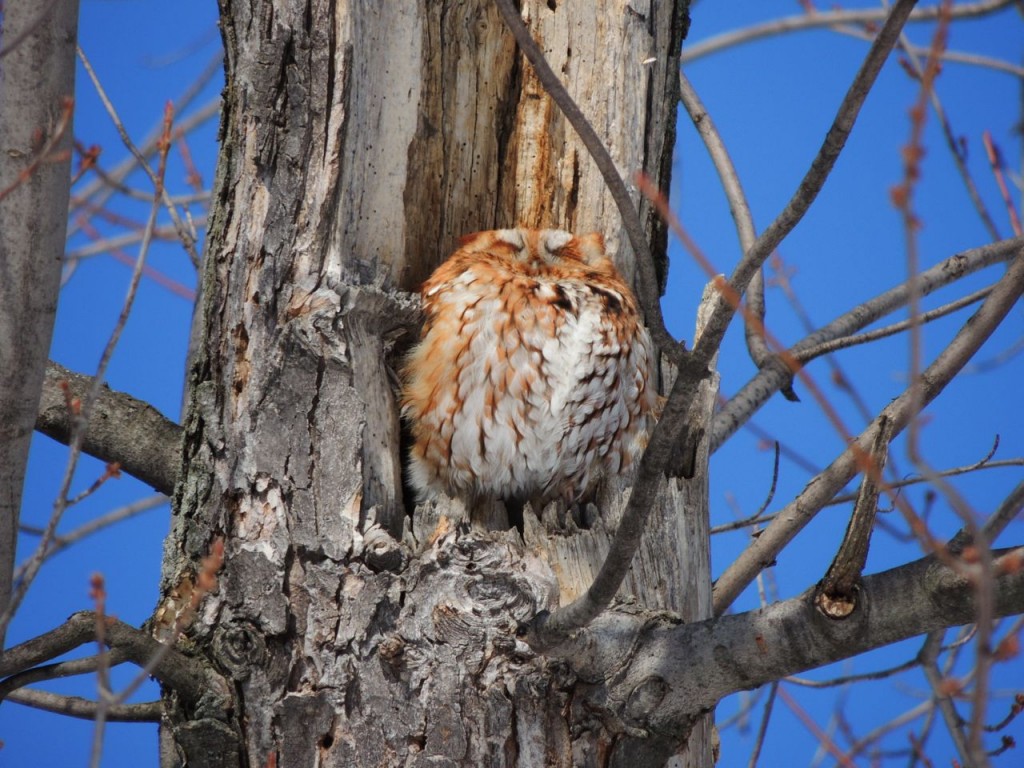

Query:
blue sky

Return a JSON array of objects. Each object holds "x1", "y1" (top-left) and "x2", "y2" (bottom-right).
[{"x1": 3, "y1": 1, "x2": 1022, "y2": 766}]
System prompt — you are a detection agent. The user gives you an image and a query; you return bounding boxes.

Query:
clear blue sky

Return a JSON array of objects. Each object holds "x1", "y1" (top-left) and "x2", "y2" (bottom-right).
[{"x1": 4, "y1": 1, "x2": 1022, "y2": 766}]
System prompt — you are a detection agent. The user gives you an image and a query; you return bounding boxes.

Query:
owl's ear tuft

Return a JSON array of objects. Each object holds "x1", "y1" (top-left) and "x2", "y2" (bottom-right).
[
  {"x1": 574, "y1": 232, "x2": 606, "y2": 263},
  {"x1": 493, "y1": 229, "x2": 527, "y2": 249},
  {"x1": 541, "y1": 229, "x2": 574, "y2": 253}
]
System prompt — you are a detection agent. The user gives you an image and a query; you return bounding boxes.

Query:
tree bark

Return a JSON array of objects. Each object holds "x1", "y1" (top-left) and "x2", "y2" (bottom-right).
[
  {"x1": 0, "y1": 0, "x2": 80, "y2": 643},
  {"x1": 157, "y1": 1, "x2": 694, "y2": 766}
]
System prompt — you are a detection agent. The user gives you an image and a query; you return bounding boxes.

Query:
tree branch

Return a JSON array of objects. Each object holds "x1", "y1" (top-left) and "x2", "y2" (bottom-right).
[
  {"x1": 6, "y1": 688, "x2": 161, "y2": 722},
  {"x1": 690, "y1": 0, "x2": 920, "y2": 369},
  {"x1": 545, "y1": 548, "x2": 1024, "y2": 737},
  {"x1": 712, "y1": 236, "x2": 1023, "y2": 452},
  {"x1": 677, "y1": 72, "x2": 774, "y2": 374},
  {"x1": 0, "y1": 647, "x2": 132, "y2": 702},
  {"x1": 0, "y1": 611, "x2": 224, "y2": 714},
  {"x1": 36, "y1": 361, "x2": 182, "y2": 494},
  {"x1": 817, "y1": 416, "x2": 894, "y2": 618},
  {"x1": 19, "y1": 494, "x2": 167, "y2": 566},
  {"x1": 680, "y1": 0, "x2": 1015, "y2": 64},
  {"x1": 796, "y1": 284, "x2": 993, "y2": 362},
  {"x1": 712, "y1": 246, "x2": 1024, "y2": 613}
]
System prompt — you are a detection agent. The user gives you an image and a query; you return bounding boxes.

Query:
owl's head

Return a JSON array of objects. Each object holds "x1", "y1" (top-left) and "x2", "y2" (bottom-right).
[{"x1": 458, "y1": 228, "x2": 613, "y2": 274}]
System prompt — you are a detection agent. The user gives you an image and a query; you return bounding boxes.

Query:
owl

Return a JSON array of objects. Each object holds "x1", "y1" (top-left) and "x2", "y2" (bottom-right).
[{"x1": 401, "y1": 228, "x2": 656, "y2": 507}]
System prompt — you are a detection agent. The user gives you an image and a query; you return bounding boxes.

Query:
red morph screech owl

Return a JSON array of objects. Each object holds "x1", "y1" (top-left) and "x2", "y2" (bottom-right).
[{"x1": 401, "y1": 228, "x2": 656, "y2": 506}]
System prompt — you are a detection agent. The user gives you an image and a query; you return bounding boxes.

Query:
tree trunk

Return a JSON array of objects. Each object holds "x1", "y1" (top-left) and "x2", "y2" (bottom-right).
[
  {"x1": 158, "y1": 2, "x2": 700, "y2": 766},
  {"x1": 0, "y1": 0, "x2": 80, "y2": 642}
]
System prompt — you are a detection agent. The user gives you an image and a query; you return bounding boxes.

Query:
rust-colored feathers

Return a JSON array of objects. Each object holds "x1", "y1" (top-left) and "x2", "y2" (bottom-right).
[{"x1": 402, "y1": 228, "x2": 656, "y2": 505}]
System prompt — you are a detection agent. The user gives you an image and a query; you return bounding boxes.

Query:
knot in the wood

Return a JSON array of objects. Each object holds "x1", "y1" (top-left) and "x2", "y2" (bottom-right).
[
  {"x1": 624, "y1": 676, "x2": 669, "y2": 723},
  {"x1": 815, "y1": 586, "x2": 859, "y2": 619},
  {"x1": 213, "y1": 621, "x2": 267, "y2": 679},
  {"x1": 363, "y1": 525, "x2": 408, "y2": 573},
  {"x1": 413, "y1": 531, "x2": 557, "y2": 672}
]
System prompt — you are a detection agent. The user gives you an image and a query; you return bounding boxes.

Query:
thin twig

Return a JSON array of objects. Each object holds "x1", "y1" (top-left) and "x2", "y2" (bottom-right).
[
  {"x1": 786, "y1": 655, "x2": 921, "y2": 689},
  {"x1": 894, "y1": 29, "x2": 1001, "y2": 240},
  {"x1": 920, "y1": 631, "x2": 976, "y2": 766},
  {"x1": 77, "y1": 47, "x2": 201, "y2": 266},
  {"x1": 676, "y1": 72, "x2": 767, "y2": 369},
  {"x1": 747, "y1": 682, "x2": 779, "y2": 768},
  {"x1": 89, "y1": 574, "x2": 110, "y2": 768},
  {"x1": 893, "y1": 10, "x2": 997, "y2": 760},
  {"x1": 777, "y1": 686, "x2": 858, "y2": 768},
  {"x1": 18, "y1": 495, "x2": 167, "y2": 564},
  {"x1": 796, "y1": 285, "x2": 993, "y2": 362},
  {"x1": 680, "y1": 1, "x2": 1016, "y2": 64},
  {"x1": 66, "y1": 219, "x2": 208, "y2": 260},
  {"x1": 68, "y1": 82, "x2": 220, "y2": 247},
  {"x1": 712, "y1": 236, "x2": 1023, "y2": 452},
  {"x1": 6, "y1": 688, "x2": 161, "y2": 722},
  {"x1": 983, "y1": 131, "x2": 1024, "y2": 236},
  {"x1": 0, "y1": 648, "x2": 131, "y2": 703}
]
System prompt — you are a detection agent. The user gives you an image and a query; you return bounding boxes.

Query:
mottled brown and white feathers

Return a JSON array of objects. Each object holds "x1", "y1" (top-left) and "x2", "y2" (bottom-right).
[{"x1": 401, "y1": 228, "x2": 656, "y2": 505}]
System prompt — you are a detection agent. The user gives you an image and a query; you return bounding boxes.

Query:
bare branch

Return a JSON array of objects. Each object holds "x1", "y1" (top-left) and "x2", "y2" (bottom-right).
[
  {"x1": 0, "y1": 647, "x2": 131, "y2": 702},
  {"x1": 950, "y1": 480, "x2": 1024, "y2": 553},
  {"x1": 680, "y1": 1, "x2": 1017, "y2": 64},
  {"x1": 545, "y1": 548, "x2": 1024, "y2": 728},
  {"x1": 77, "y1": 46, "x2": 201, "y2": 267},
  {"x1": 712, "y1": 237, "x2": 1023, "y2": 452},
  {"x1": 786, "y1": 655, "x2": 920, "y2": 689},
  {"x1": 895, "y1": 30, "x2": 1002, "y2": 240},
  {"x1": 6, "y1": 688, "x2": 161, "y2": 722},
  {"x1": 677, "y1": 72, "x2": 771, "y2": 372},
  {"x1": 713, "y1": 247, "x2": 1024, "y2": 614},
  {"x1": 19, "y1": 494, "x2": 167, "y2": 564},
  {"x1": 67, "y1": 87, "x2": 220, "y2": 248},
  {"x1": 690, "y1": 0, "x2": 919, "y2": 368},
  {"x1": 920, "y1": 632, "x2": 976, "y2": 767},
  {"x1": 817, "y1": 417, "x2": 895, "y2": 618},
  {"x1": 36, "y1": 361, "x2": 181, "y2": 494},
  {"x1": 748, "y1": 682, "x2": 778, "y2": 768},
  {"x1": 797, "y1": 285, "x2": 992, "y2": 362},
  {"x1": 0, "y1": 611, "x2": 222, "y2": 712}
]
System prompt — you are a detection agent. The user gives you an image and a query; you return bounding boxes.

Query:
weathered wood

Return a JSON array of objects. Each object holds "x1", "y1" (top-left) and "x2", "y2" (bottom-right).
[{"x1": 159, "y1": 2, "x2": 694, "y2": 766}]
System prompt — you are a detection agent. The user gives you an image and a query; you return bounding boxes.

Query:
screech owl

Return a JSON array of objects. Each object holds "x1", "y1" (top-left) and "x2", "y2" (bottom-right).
[{"x1": 401, "y1": 228, "x2": 656, "y2": 506}]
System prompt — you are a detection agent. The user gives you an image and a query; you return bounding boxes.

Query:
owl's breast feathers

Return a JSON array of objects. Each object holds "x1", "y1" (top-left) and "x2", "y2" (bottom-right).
[{"x1": 402, "y1": 228, "x2": 655, "y2": 504}]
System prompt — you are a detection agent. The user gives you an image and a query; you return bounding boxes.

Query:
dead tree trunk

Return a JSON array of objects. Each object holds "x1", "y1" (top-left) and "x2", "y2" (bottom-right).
[{"x1": 157, "y1": 2, "x2": 700, "y2": 766}]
